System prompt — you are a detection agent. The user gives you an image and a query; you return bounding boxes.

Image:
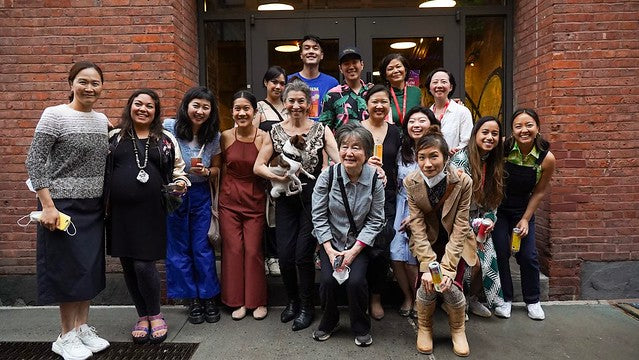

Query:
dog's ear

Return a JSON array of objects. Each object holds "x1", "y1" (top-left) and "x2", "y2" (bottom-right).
[{"x1": 290, "y1": 134, "x2": 303, "y2": 147}]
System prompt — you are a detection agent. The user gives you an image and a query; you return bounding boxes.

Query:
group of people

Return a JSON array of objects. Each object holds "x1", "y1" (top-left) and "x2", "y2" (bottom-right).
[{"x1": 26, "y1": 33, "x2": 555, "y2": 360}]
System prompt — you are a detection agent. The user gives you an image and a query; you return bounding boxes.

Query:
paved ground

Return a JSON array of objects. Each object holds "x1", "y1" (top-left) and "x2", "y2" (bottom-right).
[{"x1": 1, "y1": 302, "x2": 638, "y2": 359}]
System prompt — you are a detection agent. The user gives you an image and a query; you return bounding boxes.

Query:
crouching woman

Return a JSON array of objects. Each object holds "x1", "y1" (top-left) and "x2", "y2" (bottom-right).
[
  {"x1": 310, "y1": 123, "x2": 385, "y2": 347},
  {"x1": 405, "y1": 126, "x2": 476, "y2": 357}
]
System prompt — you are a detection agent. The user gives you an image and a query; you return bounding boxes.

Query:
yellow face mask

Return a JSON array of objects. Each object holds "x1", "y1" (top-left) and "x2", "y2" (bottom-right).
[{"x1": 57, "y1": 212, "x2": 72, "y2": 231}]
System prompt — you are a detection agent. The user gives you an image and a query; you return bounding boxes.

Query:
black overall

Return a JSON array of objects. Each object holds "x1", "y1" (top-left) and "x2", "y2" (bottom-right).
[{"x1": 493, "y1": 150, "x2": 547, "y2": 303}]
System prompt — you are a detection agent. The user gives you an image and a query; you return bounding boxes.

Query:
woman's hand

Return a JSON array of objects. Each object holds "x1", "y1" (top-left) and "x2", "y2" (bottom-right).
[
  {"x1": 341, "y1": 246, "x2": 362, "y2": 270},
  {"x1": 516, "y1": 218, "x2": 529, "y2": 238},
  {"x1": 376, "y1": 167, "x2": 387, "y2": 187},
  {"x1": 189, "y1": 162, "x2": 208, "y2": 177},
  {"x1": 323, "y1": 245, "x2": 343, "y2": 270},
  {"x1": 268, "y1": 168, "x2": 290, "y2": 183},
  {"x1": 398, "y1": 216, "x2": 410, "y2": 233},
  {"x1": 367, "y1": 155, "x2": 382, "y2": 168},
  {"x1": 40, "y1": 206, "x2": 59, "y2": 232},
  {"x1": 449, "y1": 147, "x2": 461, "y2": 155},
  {"x1": 439, "y1": 275, "x2": 453, "y2": 292},
  {"x1": 484, "y1": 219, "x2": 495, "y2": 234},
  {"x1": 421, "y1": 272, "x2": 452, "y2": 293},
  {"x1": 172, "y1": 180, "x2": 188, "y2": 195}
]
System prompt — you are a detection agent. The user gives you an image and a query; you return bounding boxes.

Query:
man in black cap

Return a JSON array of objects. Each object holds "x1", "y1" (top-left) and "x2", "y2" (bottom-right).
[{"x1": 319, "y1": 46, "x2": 372, "y2": 130}]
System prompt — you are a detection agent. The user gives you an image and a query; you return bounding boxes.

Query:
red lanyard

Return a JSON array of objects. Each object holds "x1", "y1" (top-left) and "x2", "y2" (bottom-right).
[
  {"x1": 433, "y1": 101, "x2": 450, "y2": 122},
  {"x1": 390, "y1": 85, "x2": 408, "y2": 125},
  {"x1": 481, "y1": 163, "x2": 486, "y2": 190}
]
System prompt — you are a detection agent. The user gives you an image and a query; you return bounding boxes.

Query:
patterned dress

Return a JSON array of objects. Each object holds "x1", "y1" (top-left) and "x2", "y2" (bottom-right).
[
  {"x1": 390, "y1": 158, "x2": 419, "y2": 264},
  {"x1": 451, "y1": 148, "x2": 505, "y2": 308}
]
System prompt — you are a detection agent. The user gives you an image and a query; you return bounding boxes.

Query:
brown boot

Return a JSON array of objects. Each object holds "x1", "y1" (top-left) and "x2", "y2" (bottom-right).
[
  {"x1": 443, "y1": 302, "x2": 470, "y2": 357},
  {"x1": 416, "y1": 299, "x2": 436, "y2": 354}
]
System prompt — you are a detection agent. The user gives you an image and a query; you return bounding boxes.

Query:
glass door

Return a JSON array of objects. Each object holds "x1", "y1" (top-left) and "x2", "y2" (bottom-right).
[
  {"x1": 250, "y1": 17, "x2": 355, "y2": 100},
  {"x1": 356, "y1": 15, "x2": 461, "y2": 104}
]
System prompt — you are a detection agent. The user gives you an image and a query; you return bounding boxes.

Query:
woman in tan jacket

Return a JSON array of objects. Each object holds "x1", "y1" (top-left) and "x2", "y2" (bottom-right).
[{"x1": 405, "y1": 125, "x2": 476, "y2": 357}]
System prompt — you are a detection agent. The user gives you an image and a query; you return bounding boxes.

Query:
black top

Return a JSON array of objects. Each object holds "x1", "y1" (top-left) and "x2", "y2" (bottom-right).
[{"x1": 381, "y1": 123, "x2": 402, "y2": 219}]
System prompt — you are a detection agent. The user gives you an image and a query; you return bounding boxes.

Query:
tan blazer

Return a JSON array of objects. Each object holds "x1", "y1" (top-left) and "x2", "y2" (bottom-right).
[{"x1": 405, "y1": 165, "x2": 477, "y2": 279}]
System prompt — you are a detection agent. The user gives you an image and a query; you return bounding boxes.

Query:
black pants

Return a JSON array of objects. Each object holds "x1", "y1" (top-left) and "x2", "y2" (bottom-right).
[
  {"x1": 275, "y1": 194, "x2": 316, "y2": 307},
  {"x1": 121, "y1": 257, "x2": 161, "y2": 317},
  {"x1": 318, "y1": 247, "x2": 370, "y2": 336}
]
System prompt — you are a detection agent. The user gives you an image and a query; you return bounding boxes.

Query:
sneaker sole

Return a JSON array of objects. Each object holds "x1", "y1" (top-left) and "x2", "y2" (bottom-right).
[
  {"x1": 354, "y1": 337, "x2": 373, "y2": 347},
  {"x1": 205, "y1": 313, "x2": 221, "y2": 323},
  {"x1": 312, "y1": 324, "x2": 340, "y2": 341},
  {"x1": 52, "y1": 342, "x2": 92, "y2": 360},
  {"x1": 82, "y1": 342, "x2": 109, "y2": 353},
  {"x1": 188, "y1": 314, "x2": 205, "y2": 324}
]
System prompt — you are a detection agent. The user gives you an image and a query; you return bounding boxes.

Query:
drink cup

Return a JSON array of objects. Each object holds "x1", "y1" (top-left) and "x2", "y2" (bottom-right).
[{"x1": 191, "y1": 157, "x2": 202, "y2": 167}]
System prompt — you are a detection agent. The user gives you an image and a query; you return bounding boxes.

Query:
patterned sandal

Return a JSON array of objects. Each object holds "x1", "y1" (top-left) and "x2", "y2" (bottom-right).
[
  {"x1": 148, "y1": 313, "x2": 168, "y2": 344},
  {"x1": 131, "y1": 316, "x2": 150, "y2": 344}
]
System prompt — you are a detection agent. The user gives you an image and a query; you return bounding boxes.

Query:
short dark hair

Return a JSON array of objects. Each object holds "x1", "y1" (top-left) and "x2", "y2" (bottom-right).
[
  {"x1": 262, "y1": 66, "x2": 287, "y2": 85},
  {"x1": 120, "y1": 89, "x2": 163, "y2": 140},
  {"x1": 425, "y1": 67, "x2": 456, "y2": 98},
  {"x1": 68, "y1": 61, "x2": 103, "y2": 101},
  {"x1": 364, "y1": 84, "x2": 390, "y2": 103},
  {"x1": 335, "y1": 123, "x2": 374, "y2": 159},
  {"x1": 415, "y1": 124, "x2": 450, "y2": 162},
  {"x1": 301, "y1": 34, "x2": 322, "y2": 50},
  {"x1": 400, "y1": 106, "x2": 440, "y2": 165},
  {"x1": 379, "y1": 53, "x2": 410, "y2": 85},
  {"x1": 175, "y1": 86, "x2": 219, "y2": 145}
]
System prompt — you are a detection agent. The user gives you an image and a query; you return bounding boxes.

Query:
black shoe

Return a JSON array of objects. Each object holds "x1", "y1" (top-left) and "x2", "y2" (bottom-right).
[
  {"x1": 281, "y1": 301, "x2": 300, "y2": 323},
  {"x1": 203, "y1": 298, "x2": 221, "y2": 323},
  {"x1": 292, "y1": 308, "x2": 314, "y2": 331},
  {"x1": 188, "y1": 299, "x2": 205, "y2": 324}
]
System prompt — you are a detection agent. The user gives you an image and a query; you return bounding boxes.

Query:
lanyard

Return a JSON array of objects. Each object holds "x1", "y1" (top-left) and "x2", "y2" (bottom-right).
[
  {"x1": 481, "y1": 162, "x2": 486, "y2": 190},
  {"x1": 390, "y1": 85, "x2": 408, "y2": 125},
  {"x1": 433, "y1": 101, "x2": 450, "y2": 122}
]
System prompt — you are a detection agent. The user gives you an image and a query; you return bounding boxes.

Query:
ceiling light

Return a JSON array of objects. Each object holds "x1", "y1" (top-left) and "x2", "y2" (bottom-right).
[
  {"x1": 275, "y1": 45, "x2": 300, "y2": 52},
  {"x1": 372, "y1": 71, "x2": 380, "y2": 76},
  {"x1": 419, "y1": 0, "x2": 457, "y2": 8},
  {"x1": 390, "y1": 41, "x2": 417, "y2": 50},
  {"x1": 258, "y1": 2, "x2": 294, "y2": 11}
]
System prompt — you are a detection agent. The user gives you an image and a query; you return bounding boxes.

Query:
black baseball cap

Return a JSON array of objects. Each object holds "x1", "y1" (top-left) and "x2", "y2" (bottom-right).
[{"x1": 339, "y1": 46, "x2": 362, "y2": 63}]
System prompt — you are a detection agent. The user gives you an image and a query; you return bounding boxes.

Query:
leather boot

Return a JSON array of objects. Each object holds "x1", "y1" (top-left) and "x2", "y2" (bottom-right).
[
  {"x1": 280, "y1": 300, "x2": 300, "y2": 323},
  {"x1": 443, "y1": 302, "x2": 470, "y2": 357},
  {"x1": 188, "y1": 298, "x2": 205, "y2": 324},
  {"x1": 416, "y1": 299, "x2": 437, "y2": 354},
  {"x1": 203, "y1": 298, "x2": 221, "y2": 323},
  {"x1": 292, "y1": 306, "x2": 315, "y2": 331}
]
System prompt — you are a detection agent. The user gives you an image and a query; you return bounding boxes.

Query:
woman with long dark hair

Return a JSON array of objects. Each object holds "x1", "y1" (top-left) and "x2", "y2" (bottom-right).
[
  {"x1": 451, "y1": 116, "x2": 509, "y2": 318},
  {"x1": 26, "y1": 61, "x2": 111, "y2": 360},
  {"x1": 492, "y1": 109, "x2": 555, "y2": 320},
  {"x1": 107, "y1": 89, "x2": 189, "y2": 344},
  {"x1": 164, "y1": 86, "x2": 222, "y2": 325},
  {"x1": 390, "y1": 106, "x2": 439, "y2": 318}
]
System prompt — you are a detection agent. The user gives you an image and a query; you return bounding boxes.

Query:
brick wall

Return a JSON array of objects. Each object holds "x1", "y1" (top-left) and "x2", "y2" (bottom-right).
[
  {"x1": 513, "y1": 0, "x2": 639, "y2": 299},
  {"x1": 0, "y1": 0, "x2": 199, "y2": 275}
]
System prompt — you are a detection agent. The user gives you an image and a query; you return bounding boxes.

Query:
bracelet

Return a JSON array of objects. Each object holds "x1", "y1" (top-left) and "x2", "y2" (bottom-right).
[{"x1": 205, "y1": 168, "x2": 211, "y2": 177}]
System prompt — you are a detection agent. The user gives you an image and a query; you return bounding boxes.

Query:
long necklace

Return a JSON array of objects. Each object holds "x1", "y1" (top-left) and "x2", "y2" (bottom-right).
[{"x1": 130, "y1": 130, "x2": 150, "y2": 183}]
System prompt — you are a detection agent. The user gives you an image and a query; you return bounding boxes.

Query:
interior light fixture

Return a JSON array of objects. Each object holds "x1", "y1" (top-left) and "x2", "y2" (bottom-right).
[
  {"x1": 275, "y1": 44, "x2": 300, "y2": 52},
  {"x1": 372, "y1": 71, "x2": 380, "y2": 76},
  {"x1": 390, "y1": 41, "x2": 417, "y2": 50},
  {"x1": 419, "y1": 0, "x2": 457, "y2": 8},
  {"x1": 258, "y1": 2, "x2": 294, "y2": 11}
]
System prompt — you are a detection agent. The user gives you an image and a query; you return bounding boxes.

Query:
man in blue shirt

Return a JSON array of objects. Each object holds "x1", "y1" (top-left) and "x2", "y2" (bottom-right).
[{"x1": 288, "y1": 34, "x2": 339, "y2": 121}]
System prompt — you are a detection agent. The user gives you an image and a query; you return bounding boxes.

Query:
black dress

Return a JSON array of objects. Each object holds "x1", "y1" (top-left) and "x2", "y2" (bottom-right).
[{"x1": 108, "y1": 137, "x2": 166, "y2": 261}]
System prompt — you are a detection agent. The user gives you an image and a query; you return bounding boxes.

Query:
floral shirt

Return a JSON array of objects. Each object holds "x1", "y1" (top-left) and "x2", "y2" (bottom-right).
[{"x1": 319, "y1": 80, "x2": 373, "y2": 130}]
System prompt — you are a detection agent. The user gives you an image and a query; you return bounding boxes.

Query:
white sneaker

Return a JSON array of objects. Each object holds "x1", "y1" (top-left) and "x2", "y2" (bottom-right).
[
  {"x1": 77, "y1": 324, "x2": 110, "y2": 353},
  {"x1": 267, "y1": 258, "x2": 281, "y2": 276},
  {"x1": 527, "y1": 302, "x2": 545, "y2": 320},
  {"x1": 469, "y1": 298, "x2": 492, "y2": 318},
  {"x1": 494, "y1": 301, "x2": 512, "y2": 318},
  {"x1": 52, "y1": 329, "x2": 93, "y2": 360}
]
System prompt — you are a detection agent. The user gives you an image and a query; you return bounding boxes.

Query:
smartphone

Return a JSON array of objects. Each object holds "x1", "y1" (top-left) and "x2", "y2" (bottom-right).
[{"x1": 333, "y1": 255, "x2": 344, "y2": 269}]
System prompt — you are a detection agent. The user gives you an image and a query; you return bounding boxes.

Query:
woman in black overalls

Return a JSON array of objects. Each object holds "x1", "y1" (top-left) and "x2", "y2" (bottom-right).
[{"x1": 492, "y1": 108, "x2": 556, "y2": 320}]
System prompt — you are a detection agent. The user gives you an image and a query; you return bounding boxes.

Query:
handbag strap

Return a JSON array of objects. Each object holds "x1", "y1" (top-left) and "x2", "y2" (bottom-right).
[
  {"x1": 262, "y1": 100, "x2": 285, "y2": 122},
  {"x1": 333, "y1": 164, "x2": 378, "y2": 234},
  {"x1": 209, "y1": 171, "x2": 220, "y2": 211}
]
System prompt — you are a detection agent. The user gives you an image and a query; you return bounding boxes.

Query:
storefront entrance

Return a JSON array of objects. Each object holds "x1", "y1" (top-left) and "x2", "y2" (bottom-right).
[{"x1": 200, "y1": 4, "x2": 509, "y2": 129}]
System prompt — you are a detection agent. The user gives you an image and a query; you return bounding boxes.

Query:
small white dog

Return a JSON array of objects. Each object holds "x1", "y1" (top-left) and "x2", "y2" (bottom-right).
[{"x1": 268, "y1": 135, "x2": 316, "y2": 198}]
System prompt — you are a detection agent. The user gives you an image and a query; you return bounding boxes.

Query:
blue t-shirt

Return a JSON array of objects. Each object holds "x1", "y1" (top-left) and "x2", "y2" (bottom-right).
[
  {"x1": 288, "y1": 72, "x2": 339, "y2": 121},
  {"x1": 163, "y1": 118, "x2": 221, "y2": 183}
]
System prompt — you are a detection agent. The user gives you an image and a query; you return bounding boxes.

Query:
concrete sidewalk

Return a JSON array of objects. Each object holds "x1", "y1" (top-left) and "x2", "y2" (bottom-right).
[{"x1": 1, "y1": 302, "x2": 637, "y2": 359}]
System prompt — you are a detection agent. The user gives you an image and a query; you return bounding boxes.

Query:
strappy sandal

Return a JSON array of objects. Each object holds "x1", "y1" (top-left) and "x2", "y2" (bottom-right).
[
  {"x1": 148, "y1": 313, "x2": 168, "y2": 344},
  {"x1": 131, "y1": 316, "x2": 150, "y2": 344}
]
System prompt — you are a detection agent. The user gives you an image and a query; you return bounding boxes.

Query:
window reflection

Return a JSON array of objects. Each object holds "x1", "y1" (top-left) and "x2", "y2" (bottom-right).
[
  {"x1": 204, "y1": 21, "x2": 246, "y2": 130},
  {"x1": 464, "y1": 16, "x2": 504, "y2": 122}
]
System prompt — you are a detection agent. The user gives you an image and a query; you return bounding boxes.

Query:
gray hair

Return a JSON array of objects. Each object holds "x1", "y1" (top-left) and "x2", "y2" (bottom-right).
[
  {"x1": 283, "y1": 78, "x2": 312, "y2": 105},
  {"x1": 335, "y1": 123, "x2": 374, "y2": 159}
]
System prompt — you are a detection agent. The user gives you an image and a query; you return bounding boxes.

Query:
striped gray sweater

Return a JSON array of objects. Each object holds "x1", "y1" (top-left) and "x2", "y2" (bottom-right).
[{"x1": 26, "y1": 104, "x2": 109, "y2": 199}]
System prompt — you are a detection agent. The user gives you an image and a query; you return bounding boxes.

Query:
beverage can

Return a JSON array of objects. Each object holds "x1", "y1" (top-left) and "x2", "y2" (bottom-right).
[
  {"x1": 374, "y1": 144, "x2": 383, "y2": 159},
  {"x1": 477, "y1": 218, "x2": 492, "y2": 243},
  {"x1": 428, "y1": 261, "x2": 442, "y2": 292},
  {"x1": 511, "y1": 227, "x2": 522, "y2": 253}
]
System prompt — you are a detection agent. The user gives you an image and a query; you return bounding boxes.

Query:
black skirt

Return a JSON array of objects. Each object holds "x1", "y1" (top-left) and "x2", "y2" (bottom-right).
[{"x1": 36, "y1": 197, "x2": 105, "y2": 305}]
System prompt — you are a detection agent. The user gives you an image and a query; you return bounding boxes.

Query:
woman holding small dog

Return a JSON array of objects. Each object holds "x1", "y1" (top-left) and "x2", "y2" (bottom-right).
[
  {"x1": 219, "y1": 90, "x2": 269, "y2": 320},
  {"x1": 254, "y1": 79, "x2": 340, "y2": 331}
]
